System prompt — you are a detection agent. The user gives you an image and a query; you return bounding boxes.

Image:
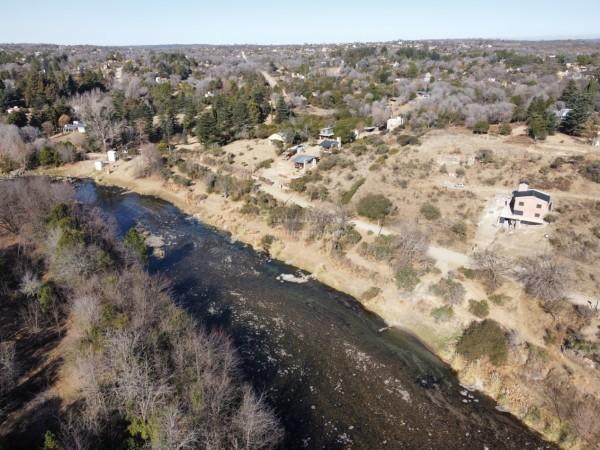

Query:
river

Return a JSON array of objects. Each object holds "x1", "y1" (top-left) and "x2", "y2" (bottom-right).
[{"x1": 77, "y1": 181, "x2": 554, "y2": 450}]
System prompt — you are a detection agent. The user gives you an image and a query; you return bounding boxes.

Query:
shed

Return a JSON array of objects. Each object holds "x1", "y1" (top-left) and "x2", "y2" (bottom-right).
[
  {"x1": 292, "y1": 154, "x2": 319, "y2": 170},
  {"x1": 94, "y1": 160, "x2": 104, "y2": 171},
  {"x1": 107, "y1": 150, "x2": 117, "y2": 162}
]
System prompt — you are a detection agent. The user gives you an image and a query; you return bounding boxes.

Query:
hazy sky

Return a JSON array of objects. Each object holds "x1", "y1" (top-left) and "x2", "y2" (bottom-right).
[{"x1": 1, "y1": 0, "x2": 599, "y2": 45}]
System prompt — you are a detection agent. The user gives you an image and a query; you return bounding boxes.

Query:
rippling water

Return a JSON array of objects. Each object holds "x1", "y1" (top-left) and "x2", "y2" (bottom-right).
[{"x1": 77, "y1": 181, "x2": 554, "y2": 450}]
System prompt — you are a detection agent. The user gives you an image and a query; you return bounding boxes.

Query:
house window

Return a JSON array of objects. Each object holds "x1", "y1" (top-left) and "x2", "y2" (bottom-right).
[
  {"x1": 518, "y1": 201, "x2": 524, "y2": 206},
  {"x1": 534, "y1": 213, "x2": 540, "y2": 218},
  {"x1": 536, "y1": 204, "x2": 542, "y2": 208}
]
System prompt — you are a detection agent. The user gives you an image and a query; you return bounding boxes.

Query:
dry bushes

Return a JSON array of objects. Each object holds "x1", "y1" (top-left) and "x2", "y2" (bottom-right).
[{"x1": 516, "y1": 255, "x2": 570, "y2": 301}]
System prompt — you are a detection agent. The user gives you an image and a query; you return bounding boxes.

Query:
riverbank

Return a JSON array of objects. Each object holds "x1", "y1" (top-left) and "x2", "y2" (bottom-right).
[{"x1": 44, "y1": 159, "x2": 581, "y2": 448}]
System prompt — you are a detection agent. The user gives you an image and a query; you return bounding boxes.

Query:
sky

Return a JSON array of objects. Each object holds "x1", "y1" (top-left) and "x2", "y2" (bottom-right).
[{"x1": 1, "y1": 0, "x2": 599, "y2": 46}]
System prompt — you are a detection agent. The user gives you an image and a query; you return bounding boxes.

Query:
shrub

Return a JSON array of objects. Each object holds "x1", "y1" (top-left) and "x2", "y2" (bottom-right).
[
  {"x1": 472, "y1": 121, "x2": 490, "y2": 134},
  {"x1": 456, "y1": 319, "x2": 508, "y2": 366},
  {"x1": 256, "y1": 158, "x2": 274, "y2": 170},
  {"x1": 451, "y1": 221, "x2": 467, "y2": 240},
  {"x1": 171, "y1": 174, "x2": 191, "y2": 186},
  {"x1": 581, "y1": 161, "x2": 600, "y2": 183},
  {"x1": 260, "y1": 234, "x2": 275, "y2": 254},
  {"x1": 498, "y1": 123, "x2": 512, "y2": 135},
  {"x1": 123, "y1": 228, "x2": 148, "y2": 264},
  {"x1": 395, "y1": 265, "x2": 420, "y2": 292},
  {"x1": 37, "y1": 147, "x2": 61, "y2": 167},
  {"x1": 516, "y1": 255, "x2": 570, "y2": 300},
  {"x1": 357, "y1": 194, "x2": 393, "y2": 222},
  {"x1": 340, "y1": 178, "x2": 365, "y2": 204},
  {"x1": 397, "y1": 134, "x2": 420, "y2": 146},
  {"x1": 361, "y1": 286, "x2": 381, "y2": 301},
  {"x1": 431, "y1": 305, "x2": 454, "y2": 323},
  {"x1": 488, "y1": 294, "x2": 510, "y2": 306},
  {"x1": 468, "y1": 299, "x2": 490, "y2": 318},
  {"x1": 431, "y1": 277, "x2": 465, "y2": 305},
  {"x1": 420, "y1": 202, "x2": 441, "y2": 221}
]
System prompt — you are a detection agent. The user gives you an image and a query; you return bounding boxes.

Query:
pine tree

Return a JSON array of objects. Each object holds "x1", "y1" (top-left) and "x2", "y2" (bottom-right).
[
  {"x1": 195, "y1": 111, "x2": 217, "y2": 144},
  {"x1": 560, "y1": 80, "x2": 579, "y2": 108},
  {"x1": 560, "y1": 94, "x2": 591, "y2": 136},
  {"x1": 248, "y1": 98, "x2": 262, "y2": 125},
  {"x1": 275, "y1": 96, "x2": 289, "y2": 124}
]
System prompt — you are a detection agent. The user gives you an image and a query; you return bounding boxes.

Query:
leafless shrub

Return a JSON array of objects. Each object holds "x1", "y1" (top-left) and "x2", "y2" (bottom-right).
[
  {"x1": 473, "y1": 250, "x2": 509, "y2": 292},
  {"x1": 133, "y1": 144, "x2": 163, "y2": 178},
  {"x1": 0, "y1": 341, "x2": 17, "y2": 394},
  {"x1": 19, "y1": 270, "x2": 41, "y2": 297},
  {"x1": 515, "y1": 255, "x2": 570, "y2": 301},
  {"x1": 393, "y1": 224, "x2": 431, "y2": 268}
]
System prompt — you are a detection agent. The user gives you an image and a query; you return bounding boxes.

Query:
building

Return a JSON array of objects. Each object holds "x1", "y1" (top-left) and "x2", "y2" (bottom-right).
[
  {"x1": 107, "y1": 150, "x2": 118, "y2": 162},
  {"x1": 319, "y1": 138, "x2": 341, "y2": 151},
  {"x1": 63, "y1": 120, "x2": 86, "y2": 133},
  {"x1": 499, "y1": 182, "x2": 552, "y2": 226},
  {"x1": 556, "y1": 108, "x2": 572, "y2": 123},
  {"x1": 386, "y1": 116, "x2": 405, "y2": 132},
  {"x1": 268, "y1": 132, "x2": 287, "y2": 145},
  {"x1": 292, "y1": 154, "x2": 319, "y2": 170},
  {"x1": 319, "y1": 127, "x2": 335, "y2": 140}
]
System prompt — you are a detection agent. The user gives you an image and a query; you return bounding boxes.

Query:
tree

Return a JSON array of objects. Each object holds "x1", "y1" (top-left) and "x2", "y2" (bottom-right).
[
  {"x1": 560, "y1": 80, "x2": 579, "y2": 107},
  {"x1": 516, "y1": 255, "x2": 570, "y2": 301},
  {"x1": 7, "y1": 110, "x2": 28, "y2": 127},
  {"x1": 195, "y1": 111, "x2": 217, "y2": 144},
  {"x1": 134, "y1": 144, "x2": 163, "y2": 178},
  {"x1": 560, "y1": 94, "x2": 591, "y2": 136},
  {"x1": 124, "y1": 227, "x2": 149, "y2": 264},
  {"x1": 456, "y1": 319, "x2": 508, "y2": 366},
  {"x1": 356, "y1": 194, "x2": 392, "y2": 231},
  {"x1": 72, "y1": 90, "x2": 119, "y2": 152},
  {"x1": 274, "y1": 96, "x2": 289, "y2": 124}
]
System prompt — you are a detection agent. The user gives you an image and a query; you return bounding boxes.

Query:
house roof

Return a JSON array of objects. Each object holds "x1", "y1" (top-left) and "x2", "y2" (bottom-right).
[
  {"x1": 319, "y1": 139, "x2": 338, "y2": 148},
  {"x1": 292, "y1": 155, "x2": 318, "y2": 164},
  {"x1": 512, "y1": 189, "x2": 551, "y2": 203}
]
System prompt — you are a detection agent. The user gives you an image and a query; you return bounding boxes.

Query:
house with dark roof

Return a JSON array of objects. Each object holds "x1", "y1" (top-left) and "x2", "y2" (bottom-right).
[
  {"x1": 292, "y1": 154, "x2": 319, "y2": 170},
  {"x1": 319, "y1": 138, "x2": 340, "y2": 151},
  {"x1": 499, "y1": 181, "x2": 552, "y2": 226}
]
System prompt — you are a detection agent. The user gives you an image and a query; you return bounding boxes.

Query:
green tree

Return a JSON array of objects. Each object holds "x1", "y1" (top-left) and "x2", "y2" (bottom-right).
[
  {"x1": 6, "y1": 110, "x2": 28, "y2": 127},
  {"x1": 124, "y1": 228, "x2": 148, "y2": 264},
  {"x1": 560, "y1": 94, "x2": 591, "y2": 136},
  {"x1": 274, "y1": 96, "x2": 289, "y2": 124},
  {"x1": 356, "y1": 194, "x2": 393, "y2": 229},
  {"x1": 560, "y1": 80, "x2": 579, "y2": 107},
  {"x1": 195, "y1": 111, "x2": 217, "y2": 144}
]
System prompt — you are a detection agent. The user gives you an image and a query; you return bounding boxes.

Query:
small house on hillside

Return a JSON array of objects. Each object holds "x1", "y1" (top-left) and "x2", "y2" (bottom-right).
[
  {"x1": 319, "y1": 138, "x2": 341, "y2": 151},
  {"x1": 386, "y1": 116, "x2": 404, "y2": 132},
  {"x1": 499, "y1": 181, "x2": 552, "y2": 226},
  {"x1": 292, "y1": 154, "x2": 319, "y2": 170},
  {"x1": 319, "y1": 127, "x2": 335, "y2": 140},
  {"x1": 268, "y1": 132, "x2": 287, "y2": 145},
  {"x1": 63, "y1": 120, "x2": 86, "y2": 133}
]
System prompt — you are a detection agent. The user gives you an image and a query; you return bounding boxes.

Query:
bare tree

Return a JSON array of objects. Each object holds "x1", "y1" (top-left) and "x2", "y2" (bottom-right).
[
  {"x1": 134, "y1": 144, "x2": 163, "y2": 178},
  {"x1": 473, "y1": 250, "x2": 509, "y2": 292},
  {"x1": 0, "y1": 341, "x2": 17, "y2": 394},
  {"x1": 72, "y1": 89, "x2": 120, "y2": 152},
  {"x1": 516, "y1": 255, "x2": 570, "y2": 301}
]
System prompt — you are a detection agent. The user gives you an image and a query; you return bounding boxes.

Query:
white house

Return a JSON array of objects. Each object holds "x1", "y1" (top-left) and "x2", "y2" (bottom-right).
[
  {"x1": 63, "y1": 120, "x2": 86, "y2": 133},
  {"x1": 319, "y1": 127, "x2": 335, "y2": 140},
  {"x1": 268, "y1": 132, "x2": 287, "y2": 145},
  {"x1": 386, "y1": 116, "x2": 405, "y2": 132},
  {"x1": 94, "y1": 161, "x2": 104, "y2": 171},
  {"x1": 107, "y1": 150, "x2": 117, "y2": 162}
]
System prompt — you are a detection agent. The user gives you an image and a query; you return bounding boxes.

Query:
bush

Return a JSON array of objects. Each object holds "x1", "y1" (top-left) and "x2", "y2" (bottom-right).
[
  {"x1": 123, "y1": 228, "x2": 148, "y2": 264},
  {"x1": 260, "y1": 234, "x2": 275, "y2": 254},
  {"x1": 256, "y1": 158, "x2": 274, "y2": 170},
  {"x1": 431, "y1": 277, "x2": 465, "y2": 305},
  {"x1": 431, "y1": 305, "x2": 454, "y2": 323},
  {"x1": 451, "y1": 221, "x2": 467, "y2": 240},
  {"x1": 488, "y1": 293, "x2": 511, "y2": 306},
  {"x1": 498, "y1": 123, "x2": 512, "y2": 135},
  {"x1": 396, "y1": 134, "x2": 420, "y2": 146},
  {"x1": 357, "y1": 194, "x2": 393, "y2": 222},
  {"x1": 361, "y1": 286, "x2": 381, "y2": 301},
  {"x1": 37, "y1": 147, "x2": 61, "y2": 167},
  {"x1": 581, "y1": 161, "x2": 600, "y2": 183},
  {"x1": 340, "y1": 178, "x2": 365, "y2": 204},
  {"x1": 395, "y1": 265, "x2": 420, "y2": 292},
  {"x1": 456, "y1": 319, "x2": 508, "y2": 366},
  {"x1": 468, "y1": 299, "x2": 490, "y2": 318},
  {"x1": 420, "y1": 202, "x2": 441, "y2": 221},
  {"x1": 472, "y1": 121, "x2": 490, "y2": 134}
]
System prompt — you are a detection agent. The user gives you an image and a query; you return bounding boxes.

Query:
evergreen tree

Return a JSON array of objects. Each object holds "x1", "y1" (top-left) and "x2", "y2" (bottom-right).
[
  {"x1": 195, "y1": 111, "x2": 217, "y2": 144},
  {"x1": 275, "y1": 96, "x2": 289, "y2": 124},
  {"x1": 560, "y1": 80, "x2": 579, "y2": 108},
  {"x1": 560, "y1": 94, "x2": 591, "y2": 136},
  {"x1": 248, "y1": 98, "x2": 262, "y2": 125}
]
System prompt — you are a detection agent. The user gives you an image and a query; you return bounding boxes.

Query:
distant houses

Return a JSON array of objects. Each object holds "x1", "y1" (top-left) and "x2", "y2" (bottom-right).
[
  {"x1": 499, "y1": 181, "x2": 552, "y2": 226},
  {"x1": 63, "y1": 120, "x2": 86, "y2": 133},
  {"x1": 319, "y1": 127, "x2": 335, "y2": 140}
]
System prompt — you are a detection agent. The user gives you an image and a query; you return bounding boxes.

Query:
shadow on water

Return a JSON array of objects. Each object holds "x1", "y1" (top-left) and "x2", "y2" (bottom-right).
[{"x1": 77, "y1": 181, "x2": 556, "y2": 450}]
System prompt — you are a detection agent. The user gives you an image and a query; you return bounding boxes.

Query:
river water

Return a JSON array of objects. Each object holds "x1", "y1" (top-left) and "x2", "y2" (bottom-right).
[{"x1": 77, "y1": 182, "x2": 554, "y2": 450}]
